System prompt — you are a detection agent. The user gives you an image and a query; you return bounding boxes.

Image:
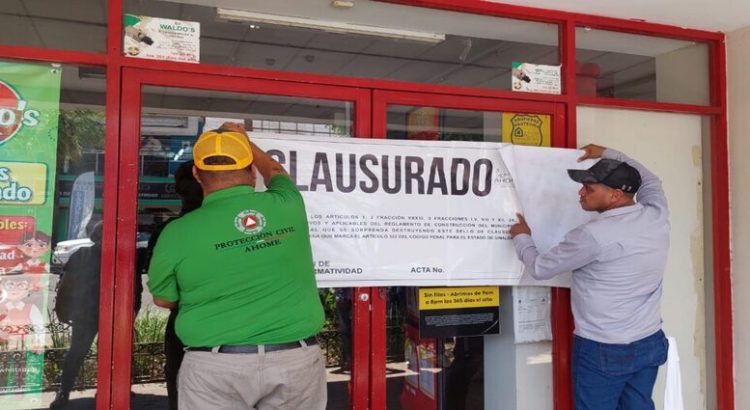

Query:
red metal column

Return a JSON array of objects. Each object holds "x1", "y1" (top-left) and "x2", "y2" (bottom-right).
[
  {"x1": 96, "y1": 47, "x2": 120, "y2": 410},
  {"x1": 550, "y1": 17, "x2": 577, "y2": 410},
  {"x1": 111, "y1": 68, "x2": 142, "y2": 410},
  {"x1": 709, "y1": 36, "x2": 734, "y2": 410},
  {"x1": 368, "y1": 288, "x2": 387, "y2": 410},
  {"x1": 354, "y1": 89, "x2": 375, "y2": 410},
  {"x1": 351, "y1": 287, "x2": 372, "y2": 410},
  {"x1": 98, "y1": 0, "x2": 123, "y2": 408},
  {"x1": 368, "y1": 93, "x2": 387, "y2": 410}
]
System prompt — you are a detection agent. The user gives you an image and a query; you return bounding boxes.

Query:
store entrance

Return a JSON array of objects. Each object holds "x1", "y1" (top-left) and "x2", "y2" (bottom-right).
[
  {"x1": 113, "y1": 68, "x2": 373, "y2": 410},
  {"x1": 111, "y1": 68, "x2": 568, "y2": 410}
]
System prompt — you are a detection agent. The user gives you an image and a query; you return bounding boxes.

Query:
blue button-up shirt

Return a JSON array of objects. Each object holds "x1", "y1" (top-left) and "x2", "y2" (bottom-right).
[{"x1": 513, "y1": 149, "x2": 670, "y2": 344}]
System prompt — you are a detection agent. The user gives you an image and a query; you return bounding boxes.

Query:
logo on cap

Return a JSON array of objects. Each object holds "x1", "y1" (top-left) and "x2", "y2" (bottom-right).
[
  {"x1": 234, "y1": 209, "x2": 266, "y2": 235},
  {"x1": 0, "y1": 80, "x2": 41, "y2": 145}
]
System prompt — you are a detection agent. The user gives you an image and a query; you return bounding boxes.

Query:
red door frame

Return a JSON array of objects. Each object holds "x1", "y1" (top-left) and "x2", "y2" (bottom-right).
[
  {"x1": 116, "y1": 68, "x2": 373, "y2": 409},
  {"x1": 371, "y1": 89, "x2": 566, "y2": 409}
]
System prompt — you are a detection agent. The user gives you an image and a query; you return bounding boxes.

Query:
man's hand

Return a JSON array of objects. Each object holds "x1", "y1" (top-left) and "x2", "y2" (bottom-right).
[
  {"x1": 510, "y1": 213, "x2": 531, "y2": 238},
  {"x1": 577, "y1": 144, "x2": 606, "y2": 162},
  {"x1": 219, "y1": 122, "x2": 247, "y2": 134},
  {"x1": 218, "y1": 122, "x2": 287, "y2": 180}
]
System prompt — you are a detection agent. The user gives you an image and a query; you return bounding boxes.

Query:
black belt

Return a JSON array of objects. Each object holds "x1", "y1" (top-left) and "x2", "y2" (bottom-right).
[{"x1": 186, "y1": 336, "x2": 317, "y2": 354}]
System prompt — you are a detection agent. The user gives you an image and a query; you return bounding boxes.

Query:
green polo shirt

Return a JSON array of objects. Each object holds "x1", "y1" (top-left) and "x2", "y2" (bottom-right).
[{"x1": 147, "y1": 175, "x2": 324, "y2": 346}]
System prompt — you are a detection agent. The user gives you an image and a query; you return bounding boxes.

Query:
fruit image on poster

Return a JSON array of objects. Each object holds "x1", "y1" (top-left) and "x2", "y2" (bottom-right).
[{"x1": 0, "y1": 61, "x2": 61, "y2": 407}]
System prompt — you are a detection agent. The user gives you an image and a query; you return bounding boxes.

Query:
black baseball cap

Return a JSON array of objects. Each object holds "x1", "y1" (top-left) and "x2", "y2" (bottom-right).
[{"x1": 567, "y1": 159, "x2": 642, "y2": 193}]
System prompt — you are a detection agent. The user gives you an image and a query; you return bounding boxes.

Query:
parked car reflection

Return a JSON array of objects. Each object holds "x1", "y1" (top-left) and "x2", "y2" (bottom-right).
[
  {"x1": 52, "y1": 232, "x2": 151, "y2": 273},
  {"x1": 52, "y1": 238, "x2": 94, "y2": 267}
]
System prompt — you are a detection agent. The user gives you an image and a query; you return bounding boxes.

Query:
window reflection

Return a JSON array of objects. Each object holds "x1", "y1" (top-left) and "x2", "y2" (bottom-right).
[
  {"x1": 576, "y1": 27, "x2": 710, "y2": 105},
  {"x1": 0, "y1": 1, "x2": 106, "y2": 53}
]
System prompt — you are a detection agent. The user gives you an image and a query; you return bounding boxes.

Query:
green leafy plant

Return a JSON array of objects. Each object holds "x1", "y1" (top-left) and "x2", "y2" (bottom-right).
[
  {"x1": 57, "y1": 109, "x2": 105, "y2": 164},
  {"x1": 133, "y1": 309, "x2": 168, "y2": 344}
]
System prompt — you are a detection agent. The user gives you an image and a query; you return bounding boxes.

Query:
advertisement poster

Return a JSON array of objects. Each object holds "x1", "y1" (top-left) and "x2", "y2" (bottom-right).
[
  {"x1": 123, "y1": 14, "x2": 200, "y2": 63},
  {"x1": 0, "y1": 61, "x2": 61, "y2": 406},
  {"x1": 501, "y1": 113, "x2": 551, "y2": 147},
  {"x1": 511, "y1": 61, "x2": 561, "y2": 94}
]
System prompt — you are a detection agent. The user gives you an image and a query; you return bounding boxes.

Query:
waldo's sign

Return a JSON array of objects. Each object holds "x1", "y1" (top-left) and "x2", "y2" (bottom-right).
[
  {"x1": 0, "y1": 163, "x2": 48, "y2": 205},
  {"x1": 0, "y1": 62, "x2": 61, "y2": 404},
  {"x1": 0, "y1": 80, "x2": 40, "y2": 145}
]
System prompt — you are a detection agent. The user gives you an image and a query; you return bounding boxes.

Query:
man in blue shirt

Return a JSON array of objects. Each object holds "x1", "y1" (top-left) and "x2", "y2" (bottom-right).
[{"x1": 511, "y1": 144, "x2": 669, "y2": 410}]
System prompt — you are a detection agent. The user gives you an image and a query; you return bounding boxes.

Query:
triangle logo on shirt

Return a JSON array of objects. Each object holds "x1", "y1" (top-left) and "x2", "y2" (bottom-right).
[
  {"x1": 234, "y1": 210, "x2": 266, "y2": 235},
  {"x1": 244, "y1": 216, "x2": 256, "y2": 228}
]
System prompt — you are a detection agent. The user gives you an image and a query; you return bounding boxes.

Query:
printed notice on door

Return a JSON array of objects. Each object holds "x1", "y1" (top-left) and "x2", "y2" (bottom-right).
[{"x1": 249, "y1": 133, "x2": 592, "y2": 288}]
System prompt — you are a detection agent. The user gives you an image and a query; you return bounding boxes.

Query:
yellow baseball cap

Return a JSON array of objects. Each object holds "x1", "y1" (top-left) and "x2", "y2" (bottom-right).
[{"x1": 192, "y1": 129, "x2": 254, "y2": 171}]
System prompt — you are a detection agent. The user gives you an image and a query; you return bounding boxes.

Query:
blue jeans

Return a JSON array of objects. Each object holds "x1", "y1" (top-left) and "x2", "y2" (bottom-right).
[{"x1": 572, "y1": 330, "x2": 668, "y2": 410}]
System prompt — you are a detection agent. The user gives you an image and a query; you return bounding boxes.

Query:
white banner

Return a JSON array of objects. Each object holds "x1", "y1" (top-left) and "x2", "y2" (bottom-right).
[
  {"x1": 251, "y1": 134, "x2": 593, "y2": 288},
  {"x1": 502, "y1": 145, "x2": 594, "y2": 287}
]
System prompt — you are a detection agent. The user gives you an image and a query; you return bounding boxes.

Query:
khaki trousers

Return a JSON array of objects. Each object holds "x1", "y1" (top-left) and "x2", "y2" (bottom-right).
[{"x1": 178, "y1": 344, "x2": 327, "y2": 410}]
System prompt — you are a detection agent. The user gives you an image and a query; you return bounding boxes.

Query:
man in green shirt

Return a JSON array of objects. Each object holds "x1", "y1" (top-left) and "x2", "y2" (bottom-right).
[{"x1": 147, "y1": 122, "x2": 326, "y2": 409}]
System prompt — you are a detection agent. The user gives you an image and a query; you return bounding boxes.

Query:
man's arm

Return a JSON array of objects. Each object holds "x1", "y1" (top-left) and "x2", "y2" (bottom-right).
[
  {"x1": 578, "y1": 144, "x2": 667, "y2": 214},
  {"x1": 153, "y1": 298, "x2": 177, "y2": 309},
  {"x1": 513, "y1": 225, "x2": 601, "y2": 280},
  {"x1": 249, "y1": 140, "x2": 288, "y2": 181},
  {"x1": 603, "y1": 149, "x2": 666, "y2": 213},
  {"x1": 219, "y1": 122, "x2": 288, "y2": 182},
  {"x1": 146, "y1": 227, "x2": 180, "y2": 310},
  {"x1": 510, "y1": 213, "x2": 601, "y2": 280}
]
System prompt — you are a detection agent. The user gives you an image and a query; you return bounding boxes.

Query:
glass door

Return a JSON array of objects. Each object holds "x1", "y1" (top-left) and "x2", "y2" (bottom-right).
[
  {"x1": 371, "y1": 90, "x2": 566, "y2": 410},
  {"x1": 0, "y1": 61, "x2": 110, "y2": 410},
  {"x1": 116, "y1": 68, "x2": 372, "y2": 410}
]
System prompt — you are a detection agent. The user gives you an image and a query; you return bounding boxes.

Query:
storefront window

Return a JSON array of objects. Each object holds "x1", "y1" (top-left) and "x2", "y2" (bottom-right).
[
  {"x1": 0, "y1": 60, "x2": 106, "y2": 409},
  {"x1": 575, "y1": 27, "x2": 710, "y2": 105},
  {"x1": 0, "y1": 1, "x2": 107, "y2": 53},
  {"x1": 124, "y1": 0, "x2": 559, "y2": 91}
]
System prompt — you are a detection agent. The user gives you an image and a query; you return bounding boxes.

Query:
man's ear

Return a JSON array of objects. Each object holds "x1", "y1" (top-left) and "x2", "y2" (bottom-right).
[
  {"x1": 192, "y1": 166, "x2": 202, "y2": 184},
  {"x1": 611, "y1": 188, "x2": 625, "y2": 202}
]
